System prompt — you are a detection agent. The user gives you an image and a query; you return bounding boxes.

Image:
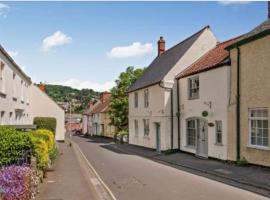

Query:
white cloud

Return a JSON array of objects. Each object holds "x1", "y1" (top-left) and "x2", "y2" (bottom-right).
[
  {"x1": 218, "y1": 1, "x2": 251, "y2": 5},
  {"x1": 51, "y1": 78, "x2": 115, "y2": 92},
  {"x1": 107, "y1": 42, "x2": 153, "y2": 58},
  {"x1": 7, "y1": 50, "x2": 19, "y2": 58},
  {"x1": 42, "y1": 31, "x2": 72, "y2": 52},
  {"x1": 0, "y1": 3, "x2": 9, "y2": 17}
]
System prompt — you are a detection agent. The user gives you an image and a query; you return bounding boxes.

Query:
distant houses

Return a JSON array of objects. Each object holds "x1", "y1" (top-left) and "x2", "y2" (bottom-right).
[{"x1": 0, "y1": 44, "x2": 65, "y2": 141}]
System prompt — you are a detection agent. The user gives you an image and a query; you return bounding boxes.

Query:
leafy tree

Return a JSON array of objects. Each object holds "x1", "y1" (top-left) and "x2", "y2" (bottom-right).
[{"x1": 109, "y1": 66, "x2": 145, "y2": 131}]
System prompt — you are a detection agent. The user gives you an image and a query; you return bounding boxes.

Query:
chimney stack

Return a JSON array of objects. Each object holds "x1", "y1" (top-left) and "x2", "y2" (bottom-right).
[
  {"x1": 158, "y1": 36, "x2": 165, "y2": 56},
  {"x1": 100, "y1": 92, "x2": 111, "y2": 103},
  {"x1": 268, "y1": 1, "x2": 270, "y2": 19},
  {"x1": 38, "y1": 82, "x2": 46, "y2": 92}
]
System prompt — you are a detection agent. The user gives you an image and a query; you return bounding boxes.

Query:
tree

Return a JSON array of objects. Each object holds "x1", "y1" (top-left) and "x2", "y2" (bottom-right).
[{"x1": 109, "y1": 66, "x2": 145, "y2": 131}]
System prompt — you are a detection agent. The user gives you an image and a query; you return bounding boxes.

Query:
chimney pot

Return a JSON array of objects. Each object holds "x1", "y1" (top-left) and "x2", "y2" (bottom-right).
[{"x1": 158, "y1": 36, "x2": 165, "y2": 56}]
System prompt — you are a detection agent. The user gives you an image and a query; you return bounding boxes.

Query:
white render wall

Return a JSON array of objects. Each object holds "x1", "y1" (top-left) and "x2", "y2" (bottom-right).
[
  {"x1": 30, "y1": 85, "x2": 65, "y2": 141},
  {"x1": 0, "y1": 50, "x2": 32, "y2": 125},
  {"x1": 179, "y1": 66, "x2": 230, "y2": 160}
]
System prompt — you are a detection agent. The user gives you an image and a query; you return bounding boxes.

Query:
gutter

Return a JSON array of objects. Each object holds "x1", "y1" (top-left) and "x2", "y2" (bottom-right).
[
  {"x1": 158, "y1": 81, "x2": 174, "y2": 150},
  {"x1": 236, "y1": 46, "x2": 241, "y2": 161}
]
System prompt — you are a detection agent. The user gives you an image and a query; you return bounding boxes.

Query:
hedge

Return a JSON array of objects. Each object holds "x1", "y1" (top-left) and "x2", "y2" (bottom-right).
[
  {"x1": 33, "y1": 117, "x2": 57, "y2": 135},
  {"x1": 0, "y1": 126, "x2": 32, "y2": 167}
]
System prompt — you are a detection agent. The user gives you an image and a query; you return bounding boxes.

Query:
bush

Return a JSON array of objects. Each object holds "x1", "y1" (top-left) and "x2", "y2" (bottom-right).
[
  {"x1": 0, "y1": 126, "x2": 32, "y2": 167},
  {"x1": 35, "y1": 129, "x2": 55, "y2": 159},
  {"x1": 33, "y1": 117, "x2": 57, "y2": 135},
  {"x1": 0, "y1": 165, "x2": 38, "y2": 200},
  {"x1": 28, "y1": 132, "x2": 49, "y2": 171},
  {"x1": 119, "y1": 129, "x2": 128, "y2": 144}
]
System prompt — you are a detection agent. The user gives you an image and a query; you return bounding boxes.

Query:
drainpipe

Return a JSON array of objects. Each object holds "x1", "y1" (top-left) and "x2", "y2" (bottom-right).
[
  {"x1": 176, "y1": 79, "x2": 180, "y2": 150},
  {"x1": 158, "y1": 81, "x2": 174, "y2": 150},
  {"x1": 236, "y1": 46, "x2": 241, "y2": 161}
]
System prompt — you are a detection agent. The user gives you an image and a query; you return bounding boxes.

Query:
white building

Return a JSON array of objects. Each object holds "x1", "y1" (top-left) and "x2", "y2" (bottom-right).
[
  {"x1": 0, "y1": 44, "x2": 65, "y2": 141},
  {"x1": 0, "y1": 45, "x2": 32, "y2": 125},
  {"x1": 175, "y1": 38, "x2": 240, "y2": 160},
  {"x1": 128, "y1": 26, "x2": 218, "y2": 152}
]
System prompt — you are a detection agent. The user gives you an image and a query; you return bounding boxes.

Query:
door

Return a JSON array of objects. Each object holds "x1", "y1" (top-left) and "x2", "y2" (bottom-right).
[
  {"x1": 155, "y1": 123, "x2": 161, "y2": 153},
  {"x1": 196, "y1": 119, "x2": 208, "y2": 158}
]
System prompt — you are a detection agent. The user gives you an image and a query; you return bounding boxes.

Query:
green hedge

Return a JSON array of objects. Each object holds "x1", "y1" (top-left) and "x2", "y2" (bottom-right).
[
  {"x1": 0, "y1": 126, "x2": 32, "y2": 166},
  {"x1": 33, "y1": 117, "x2": 57, "y2": 135}
]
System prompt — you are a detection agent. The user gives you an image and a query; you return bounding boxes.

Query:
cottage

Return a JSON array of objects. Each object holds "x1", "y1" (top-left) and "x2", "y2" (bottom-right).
[
  {"x1": 227, "y1": 3, "x2": 270, "y2": 166},
  {"x1": 82, "y1": 100, "x2": 98, "y2": 135},
  {"x1": 176, "y1": 38, "x2": 241, "y2": 160},
  {"x1": 128, "y1": 26, "x2": 218, "y2": 151}
]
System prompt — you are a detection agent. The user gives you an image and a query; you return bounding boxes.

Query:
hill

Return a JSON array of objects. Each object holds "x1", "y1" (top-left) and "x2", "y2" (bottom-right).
[{"x1": 44, "y1": 84, "x2": 100, "y2": 113}]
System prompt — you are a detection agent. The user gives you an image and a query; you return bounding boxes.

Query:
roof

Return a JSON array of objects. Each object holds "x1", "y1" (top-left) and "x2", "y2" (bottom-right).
[
  {"x1": 177, "y1": 36, "x2": 242, "y2": 79},
  {"x1": 227, "y1": 19, "x2": 270, "y2": 49},
  {"x1": 91, "y1": 99, "x2": 111, "y2": 114},
  {"x1": 127, "y1": 26, "x2": 210, "y2": 93},
  {"x1": 0, "y1": 45, "x2": 31, "y2": 83}
]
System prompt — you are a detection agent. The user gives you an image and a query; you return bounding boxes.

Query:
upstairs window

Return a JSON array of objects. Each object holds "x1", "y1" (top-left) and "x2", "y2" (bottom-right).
[
  {"x1": 134, "y1": 92, "x2": 138, "y2": 108},
  {"x1": 13, "y1": 73, "x2": 17, "y2": 98},
  {"x1": 249, "y1": 108, "x2": 268, "y2": 148},
  {"x1": 215, "y1": 121, "x2": 222, "y2": 144},
  {"x1": 143, "y1": 119, "x2": 149, "y2": 136},
  {"x1": 0, "y1": 62, "x2": 5, "y2": 93},
  {"x1": 21, "y1": 80, "x2": 24, "y2": 102},
  {"x1": 188, "y1": 76, "x2": 199, "y2": 99},
  {"x1": 144, "y1": 89, "x2": 149, "y2": 108}
]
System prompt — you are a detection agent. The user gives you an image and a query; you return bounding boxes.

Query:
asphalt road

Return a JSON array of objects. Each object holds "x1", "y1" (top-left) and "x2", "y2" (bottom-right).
[{"x1": 72, "y1": 135, "x2": 269, "y2": 200}]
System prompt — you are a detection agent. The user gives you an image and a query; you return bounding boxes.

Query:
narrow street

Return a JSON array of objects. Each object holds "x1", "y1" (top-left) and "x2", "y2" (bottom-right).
[{"x1": 72, "y1": 135, "x2": 269, "y2": 200}]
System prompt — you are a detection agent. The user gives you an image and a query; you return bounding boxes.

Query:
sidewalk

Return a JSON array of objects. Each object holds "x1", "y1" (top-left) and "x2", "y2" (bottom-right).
[
  {"x1": 37, "y1": 140, "x2": 114, "y2": 200},
  {"x1": 88, "y1": 136, "x2": 270, "y2": 197}
]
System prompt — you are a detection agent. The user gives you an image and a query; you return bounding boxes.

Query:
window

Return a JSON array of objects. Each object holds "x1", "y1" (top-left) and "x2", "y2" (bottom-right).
[
  {"x1": 0, "y1": 111, "x2": 5, "y2": 125},
  {"x1": 187, "y1": 119, "x2": 197, "y2": 147},
  {"x1": 21, "y1": 80, "x2": 24, "y2": 102},
  {"x1": 144, "y1": 89, "x2": 149, "y2": 108},
  {"x1": 134, "y1": 92, "x2": 138, "y2": 108},
  {"x1": 215, "y1": 121, "x2": 222, "y2": 144},
  {"x1": 13, "y1": 73, "x2": 17, "y2": 98},
  {"x1": 249, "y1": 108, "x2": 268, "y2": 148},
  {"x1": 134, "y1": 119, "x2": 138, "y2": 136},
  {"x1": 9, "y1": 112, "x2": 13, "y2": 125},
  {"x1": 0, "y1": 62, "x2": 5, "y2": 93},
  {"x1": 188, "y1": 76, "x2": 199, "y2": 99},
  {"x1": 143, "y1": 119, "x2": 149, "y2": 136}
]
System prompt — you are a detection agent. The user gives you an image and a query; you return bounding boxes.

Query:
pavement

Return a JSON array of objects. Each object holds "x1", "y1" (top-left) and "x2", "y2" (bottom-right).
[
  {"x1": 72, "y1": 135, "x2": 270, "y2": 200},
  {"x1": 37, "y1": 139, "x2": 115, "y2": 200}
]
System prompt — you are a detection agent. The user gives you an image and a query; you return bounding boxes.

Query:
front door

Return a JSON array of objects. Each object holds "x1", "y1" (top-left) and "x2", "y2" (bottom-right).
[
  {"x1": 155, "y1": 123, "x2": 161, "y2": 153},
  {"x1": 196, "y1": 119, "x2": 208, "y2": 158}
]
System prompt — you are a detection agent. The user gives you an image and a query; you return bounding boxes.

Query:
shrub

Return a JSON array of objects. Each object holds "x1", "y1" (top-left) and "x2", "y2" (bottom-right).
[
  {"x1": 35, "y1": 129, "x2": 55, "y2": 158},
  {"x1": 33, "y1": 117, "x2": 57, "y2": 135},
  {"x1": 119, "y1": 129, "x2": 128, "y2": 144},
  {"x1": 0, "y1": 165, "x2": 38, "y2": 200},
  {"x1": 237, "y1": 157, "x2": 249, "y2": 166},
  {"x1": 0, "y1": 126, "x2": 32, "y2": 167},
  {"x1": 28, "y1": 132, "x2": 49, "y2": 171}
]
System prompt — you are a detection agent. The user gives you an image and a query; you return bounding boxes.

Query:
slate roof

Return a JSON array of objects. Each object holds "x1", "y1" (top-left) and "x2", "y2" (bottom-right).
[
  {"x1": 127, "y1": 26, "x2": 210, "y2": 93},
  {"x1": 177, "y1": 36, "x2": 242, "y2": 79},
  {"x1": 227, "y1": 19, "x2": 270, "y2": 49},
  {"x1": 91, "y1": 99, "x2": 111, "y2": 114}
]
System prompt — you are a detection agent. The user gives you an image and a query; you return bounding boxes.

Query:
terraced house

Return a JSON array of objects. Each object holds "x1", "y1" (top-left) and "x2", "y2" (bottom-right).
[
  {"x1": 128, "y1": 26, "x2": 218, "y2": 151},
  {"x1": 227, "y1": 4, "x2": 270, "y2": 167}
]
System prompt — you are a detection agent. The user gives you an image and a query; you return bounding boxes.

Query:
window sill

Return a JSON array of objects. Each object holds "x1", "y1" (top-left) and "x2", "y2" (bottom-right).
[
  {"x1": 143, "y1": 136, "x2": 150, "y2": 140},
  {"x1": 188, "y1": 97, "x2": 199, "y2": 100},
  {"x1": 185, "y1": 145, "x2": 195, "y2": 149},
  {"x1": 247, "y1": 145, "x2": 270, "y2": 151},
  {"x1": 215, "y1": 143, "x2": 223, "y2": 146},
  {"x1": 13, "y1": 97, "x2": 17, "y2": 101},
  {"x1": 0, "y1": 91, "x2": 6, "y2": 98}
]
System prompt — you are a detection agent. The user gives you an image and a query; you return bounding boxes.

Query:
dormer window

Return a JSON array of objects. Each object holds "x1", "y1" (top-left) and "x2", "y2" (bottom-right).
[{"x1": 188, "y1": 76, "x2": 199, "y2": 99}]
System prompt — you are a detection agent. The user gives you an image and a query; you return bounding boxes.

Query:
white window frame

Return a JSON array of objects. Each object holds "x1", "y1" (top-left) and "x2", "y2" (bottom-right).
[
  {"x1": 215, "y1": 120, "x2": 223, "y2": 145},
  {"x1": 143, "y1": 119, "x2": 149, "y2": 136},
  {"x1": 186, "y1": 118, "x2": 197, "y2": 147},
  {"x1": 134, "y1": 92, "x2": 138, "y2": 108},
  {"x1": 144, "y1": 89, "x2": 149, "y2": 108},
  {"x1": 188, "y1": 76, "x2": 199, "y2": 100},
  {"x1": 249, "y1": 108, "x2": 269, "y2": 149},
  {"x1": 134, "y1": 119, "x2": 138, "y2": 136}
]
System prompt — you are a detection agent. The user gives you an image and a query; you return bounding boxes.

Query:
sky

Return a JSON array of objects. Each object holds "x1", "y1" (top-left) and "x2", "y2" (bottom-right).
[{"x1": 0, "y1": 1, "x2": 267, "y2": 91}]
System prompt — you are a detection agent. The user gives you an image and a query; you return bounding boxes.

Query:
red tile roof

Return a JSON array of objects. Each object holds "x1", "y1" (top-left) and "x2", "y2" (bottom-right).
[
  {"x1": 176, "y1": 37, "x2": 242, "y2": 79},
  {"x1": 91, "y1": 98, "x2": 111, "y2": 114}
]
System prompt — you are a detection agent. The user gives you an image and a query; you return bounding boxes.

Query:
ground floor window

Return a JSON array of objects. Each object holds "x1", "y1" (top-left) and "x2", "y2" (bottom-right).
[
  {"x1": 187, "y1": 119, "x2": 197, "y2": 147},
  {"x1": 134, "y1": 119, "x2": 138, "y2": 136},
  {"x1": 215, "y1": 121, "x2": 222, "y2": 144},
  {"x1": 249, "y1": 108, "x2": 268, "y2": 148},
  {"x1": 143, "y1": 119, "x2": 149, "y2": 136}
]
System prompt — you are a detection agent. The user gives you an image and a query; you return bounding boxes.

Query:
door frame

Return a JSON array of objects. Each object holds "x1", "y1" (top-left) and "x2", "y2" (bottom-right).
[{"x1": 196, "y1": 118, "x2": 208, "y2": 158}]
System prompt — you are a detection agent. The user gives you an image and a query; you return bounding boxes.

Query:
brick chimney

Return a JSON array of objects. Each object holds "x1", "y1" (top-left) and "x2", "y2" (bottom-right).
[
  {"x1": 268, "y1": 1, "x2": 270, "y2": 19},
  {"x1": 38, "y1": 82, "x2": 46, "y2": 92},
  {"x1": 100, "y1": 92, "x2": 111, "y2": 103},
  {"x1": 158, "y1": 36, "x2": 165, "y2": 56}
]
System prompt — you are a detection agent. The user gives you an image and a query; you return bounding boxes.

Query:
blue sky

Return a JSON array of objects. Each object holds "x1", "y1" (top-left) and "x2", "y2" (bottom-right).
[{"x1": 0, "y1": 1, "x2": 267, "y2": 91}]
